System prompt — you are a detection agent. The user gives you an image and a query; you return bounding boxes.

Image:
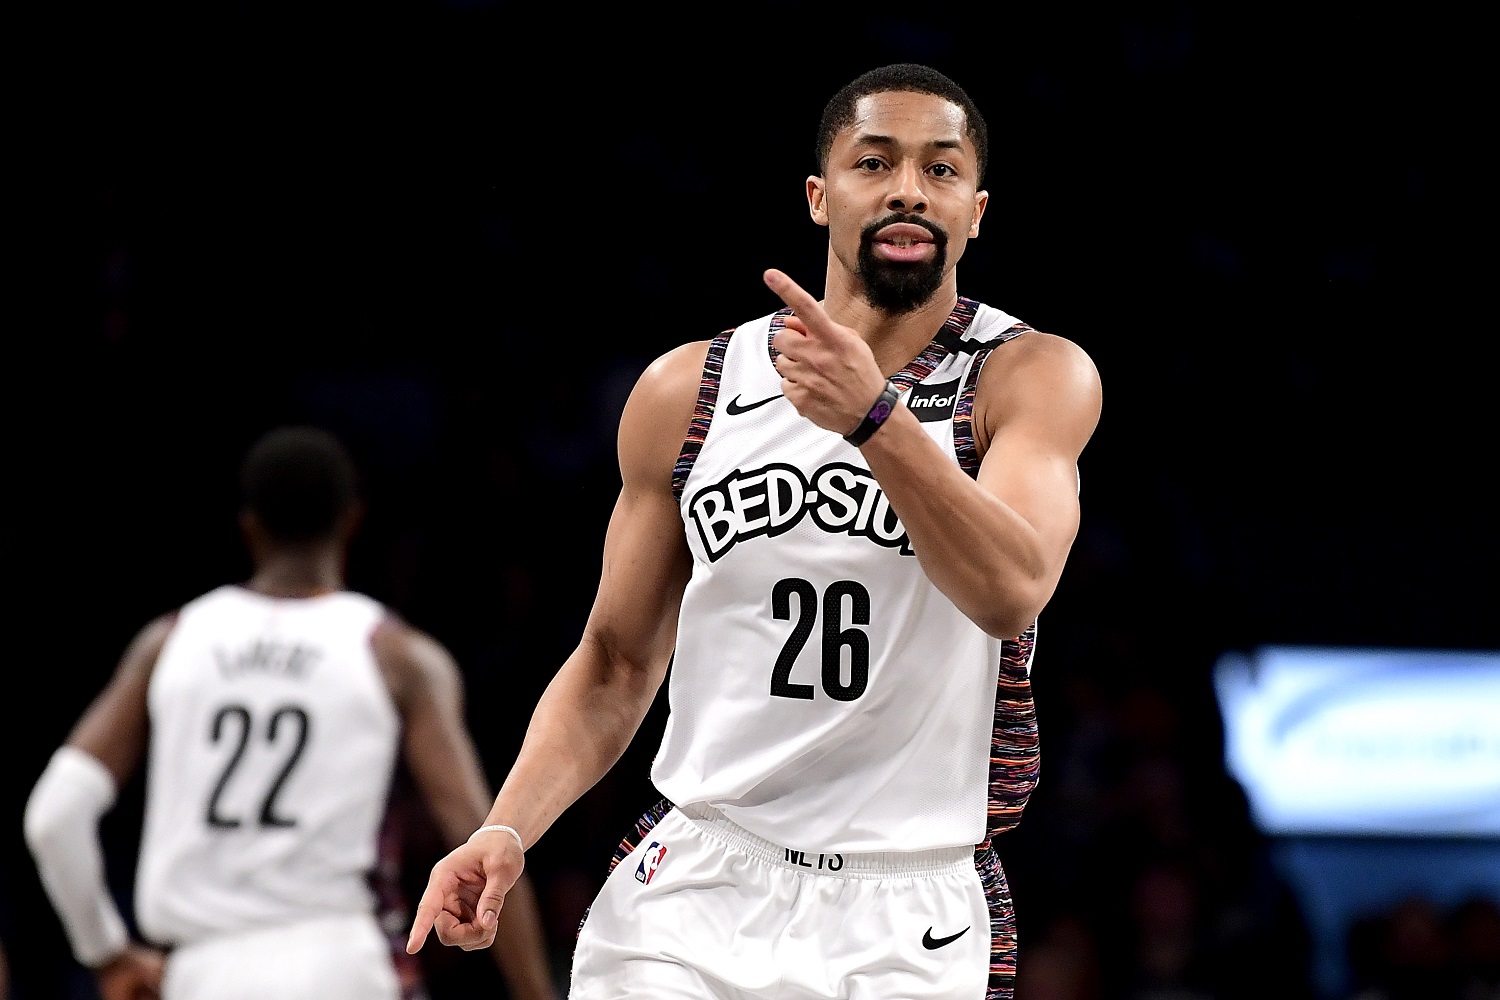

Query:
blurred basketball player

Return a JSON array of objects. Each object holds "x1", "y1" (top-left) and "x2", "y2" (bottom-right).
[{"x1": 24, "y1": 425, "x2": 559, "y2": 1000}]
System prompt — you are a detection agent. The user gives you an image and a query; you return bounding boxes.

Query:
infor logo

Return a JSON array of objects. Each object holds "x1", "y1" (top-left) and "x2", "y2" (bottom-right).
[{"x1": 905, "y1": 378, "x2": 961, "y2": 423}]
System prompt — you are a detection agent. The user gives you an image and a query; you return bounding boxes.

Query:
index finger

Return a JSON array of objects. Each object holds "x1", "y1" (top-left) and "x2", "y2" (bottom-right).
[
  {"x1": 405, "y1": 883, "x2": 442, "y2": 954},
  {"x1": 763, "y1": 269, "x2": 829, "y2": 325}
]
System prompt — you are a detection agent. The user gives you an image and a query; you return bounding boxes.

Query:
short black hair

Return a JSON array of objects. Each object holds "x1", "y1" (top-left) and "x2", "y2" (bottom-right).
[
  {"x1": 814, "y1": 63, "x2": 989, "y2": 186},
  {"x1": 239, "y1": 425, "x2": 359, "y2": 542}
]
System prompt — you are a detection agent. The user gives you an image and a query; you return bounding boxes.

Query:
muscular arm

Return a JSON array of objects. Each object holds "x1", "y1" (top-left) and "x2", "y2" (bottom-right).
[
  {"x1": 66, "y1": 613, "x2": 174, "y2": 780},
  {"x1": 765, "y1": 268, "x2": 1102, "y2": 639},
  {"x1": 375, "y1": 620, "x2": 559, "y2": 1000},
  {"x1": 407, "y1": 341, "x2": 702, "y2": 957},
  {"x1": 860, "y1": 332, "x2": 1101, "y2": 638},
  {"x1": 481, "y1": 339, "x2": 702, "y2": 850},
  {"x1": 23, "y1": 615, "x2": 173, "y2": 996}
]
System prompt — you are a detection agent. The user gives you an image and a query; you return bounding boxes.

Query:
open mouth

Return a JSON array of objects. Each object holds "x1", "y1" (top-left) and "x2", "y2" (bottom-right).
[
  {"x1": 872, "y1": 229, "x2": 936, "y2": 262},
  {"x1": 868, "y1": 219, "x2": 942, "y2": 261}
]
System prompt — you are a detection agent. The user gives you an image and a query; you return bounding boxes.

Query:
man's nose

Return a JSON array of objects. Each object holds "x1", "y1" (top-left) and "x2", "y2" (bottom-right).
[{"x1": 886, "y1": 162, "x2": 928, "y2": 213}]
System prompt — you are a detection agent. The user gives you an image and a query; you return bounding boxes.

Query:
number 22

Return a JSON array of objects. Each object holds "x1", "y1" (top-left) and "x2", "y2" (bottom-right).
[{"x1": 206, "y1": 704, "x2": 310, "y2": 829}]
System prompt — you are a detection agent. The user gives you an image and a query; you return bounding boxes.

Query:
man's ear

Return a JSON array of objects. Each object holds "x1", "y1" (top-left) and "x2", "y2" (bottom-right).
[
  {"x1": 969, "y1": 188, "x2": 988, "y2": 238},
  {"x1": 806, "y1": 175, "x2": 829, "y2": 227}
]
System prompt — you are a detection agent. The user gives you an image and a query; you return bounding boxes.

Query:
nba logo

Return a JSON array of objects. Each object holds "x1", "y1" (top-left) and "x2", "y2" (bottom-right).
[{"x1": 635, "y1": 842, "x2": 667, "y2": 884}]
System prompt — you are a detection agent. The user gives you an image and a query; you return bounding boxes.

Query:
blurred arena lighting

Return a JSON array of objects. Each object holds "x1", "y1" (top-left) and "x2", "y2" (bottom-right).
[{"x1": 1215, "y1": 644, "x2": 1500, "y2": 837}]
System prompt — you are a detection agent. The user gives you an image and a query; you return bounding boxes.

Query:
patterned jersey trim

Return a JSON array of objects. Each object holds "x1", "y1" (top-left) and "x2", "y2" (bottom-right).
[
  {"x1": 987, "y1": 624, "x2": 1039, "y2": 841},
  {"x1": 976, "y1": 842, "x2": 1019, "y2": 1000},
  {"x1": 952, "y1": 321, "x2": 1035, "y2": 478},
  {"x1": 951, "y1": 325, "x2": 1041, "y2": 846},
  {"x1": 672, "y1": 333, "x2": 731, "y2": 502}
]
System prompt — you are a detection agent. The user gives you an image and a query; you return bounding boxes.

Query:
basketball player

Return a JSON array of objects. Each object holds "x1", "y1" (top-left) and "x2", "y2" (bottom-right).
[
  {"x1": 406, "y1": 63, "x2": 1103, "y2": 999},
  {"x1": 23, "y1": 426, "x2": 560, "y2": 1000}
]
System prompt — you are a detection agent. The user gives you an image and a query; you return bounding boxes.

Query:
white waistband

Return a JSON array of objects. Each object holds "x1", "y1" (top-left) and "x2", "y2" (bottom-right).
[{"x1": 677, "y1": 802, "x2": 975, "y2": 878}]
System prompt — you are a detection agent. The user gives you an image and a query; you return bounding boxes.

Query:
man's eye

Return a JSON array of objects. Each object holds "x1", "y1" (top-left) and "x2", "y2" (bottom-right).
[
  {"x1": 930, "y1": 164, "x2": 955, "y2": 177},
  {"x1": 857, "y1": 157, "x2": 886, "y2": 171}
]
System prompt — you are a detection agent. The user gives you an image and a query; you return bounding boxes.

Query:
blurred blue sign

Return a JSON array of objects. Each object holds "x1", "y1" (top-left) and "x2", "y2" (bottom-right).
[{"x1": 1214, "y1": 645, "x2": 1500, "y2": 837}]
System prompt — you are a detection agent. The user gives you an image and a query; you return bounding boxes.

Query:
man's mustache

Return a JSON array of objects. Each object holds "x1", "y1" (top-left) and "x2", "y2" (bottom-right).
[{"x1": 861, "y1": 213, "x2": 947, "y2": 245}]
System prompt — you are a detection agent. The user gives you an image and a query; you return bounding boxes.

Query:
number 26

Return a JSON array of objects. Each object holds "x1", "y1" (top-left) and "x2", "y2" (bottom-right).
[{"x1": 770, "y1": 578, "x2": 870, "y2": 701}]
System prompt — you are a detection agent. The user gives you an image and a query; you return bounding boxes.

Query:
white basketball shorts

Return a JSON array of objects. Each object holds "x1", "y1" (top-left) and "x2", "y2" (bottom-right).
[
  {"x1": 569, "y1": 801, "x2": 991, "y2": 1000},
  {"x1": 162, "y1": 912, "x2": 401, "y2": 1000}
]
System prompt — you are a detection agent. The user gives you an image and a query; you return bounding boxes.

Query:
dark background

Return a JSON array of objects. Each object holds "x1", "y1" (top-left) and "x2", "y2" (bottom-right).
[{"x1": 4, "y1": 3, "x2": 1494, "y2": 999}]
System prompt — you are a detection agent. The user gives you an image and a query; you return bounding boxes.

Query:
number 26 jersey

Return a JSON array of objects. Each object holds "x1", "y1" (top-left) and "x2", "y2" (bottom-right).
[{"x1": 653, "y1": 298, "x2": 1043, "y2": 854}]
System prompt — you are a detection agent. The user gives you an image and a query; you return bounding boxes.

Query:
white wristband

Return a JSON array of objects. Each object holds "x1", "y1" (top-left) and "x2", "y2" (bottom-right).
[{"x1": 468, "y1": 824, "x2": 525, "y2": 852}]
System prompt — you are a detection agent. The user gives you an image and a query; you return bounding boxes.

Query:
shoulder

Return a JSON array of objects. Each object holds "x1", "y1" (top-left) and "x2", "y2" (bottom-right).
[
  {"x1": 617, "y1": 338, "x2": 715, "y2": 488},
  {"x1": 981, "y1": 326, "x2": 1099, "y2": 397},
  {"x1": 135, "y1": 610, "x2": 181, "y2": 648},
  {"x1": 975, "y1": 327, "x2": 1102, "y2": 447},
  {"x1": 627, "y1": 339, "x2": 714, "y2": 413},
  {"x1": 987, "y1": 325, "x2": 1096, "y2": 376},
  {"x1": 122, "y1": 610, "x2": 181, "y2": 673},
  {"x1": 369, "y1": 615, "x2": 462, "y2": 709},
  {"x1": 370, "y1": 614, "x2": 455, "y2": 673},
  {"x1": 63, "y1": 610, "x2": 180, "y2": 767}
]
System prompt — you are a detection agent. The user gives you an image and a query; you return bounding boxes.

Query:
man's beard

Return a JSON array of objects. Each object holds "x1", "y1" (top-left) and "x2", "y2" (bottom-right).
[{"x1": 856, "y1": 214, "x2": 949, "y2": 314}]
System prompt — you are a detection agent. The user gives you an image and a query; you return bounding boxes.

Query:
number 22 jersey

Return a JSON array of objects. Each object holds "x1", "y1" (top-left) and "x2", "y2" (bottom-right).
[
  {"x1": 652, "y1": 298, "x2": 1044, "y2": 854},
  {"x1": 134, "y1": 586, "x2": 401, "y2": 945}
]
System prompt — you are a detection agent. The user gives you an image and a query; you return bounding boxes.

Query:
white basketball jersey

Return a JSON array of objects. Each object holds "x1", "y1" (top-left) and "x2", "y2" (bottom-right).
[
  {"x1": 134, "y1": 585, "x2": 402, "y2": 946},
  {"x1": 653, "y1": 298, "x2": 1043, "y2": 853}
]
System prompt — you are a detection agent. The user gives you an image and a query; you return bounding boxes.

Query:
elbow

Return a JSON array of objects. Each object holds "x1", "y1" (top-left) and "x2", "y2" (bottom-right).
[
  {"x1": 24, "y1": 747, "x2": 118, "y2": 854},
  {"x1": 575, "y1": 630, "x2": 671, "y2": 712},
  {"x1": 971, "y1": 577, "x2": 1054, "y2": 641},
  {"x1": 23, "y1": 790, "x2": 60, "y2": 852},
  {"x1": 24, "y1": 774, "x2": 72, "y2": 851},
  {"x1": 975, "y1": 609, "x2": 1040, "y2": 642},
  {"x1": 23, "y1": 777, "x2": 84, "y2": 858}
]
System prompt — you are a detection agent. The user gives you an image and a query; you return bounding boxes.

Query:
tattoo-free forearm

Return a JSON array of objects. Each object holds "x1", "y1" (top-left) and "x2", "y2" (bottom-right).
[
  {"x1": 483, "y1": 636, "x2": 665, "y2": 850},
  {"x1": 857, "y1": 408, "x2": 1065, "y2": 639}
]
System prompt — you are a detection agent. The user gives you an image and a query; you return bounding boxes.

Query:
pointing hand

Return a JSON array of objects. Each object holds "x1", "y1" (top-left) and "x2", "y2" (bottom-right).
[{"x1": 763, "y1": 269, "x2": 889, "y2": 438}]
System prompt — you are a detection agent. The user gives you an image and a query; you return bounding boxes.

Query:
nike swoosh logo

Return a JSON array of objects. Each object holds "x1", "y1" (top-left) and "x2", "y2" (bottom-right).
[
  {"x1": 724, "y1": 392, "x2": 784, "y2": 415},
  {"x1": 922, "y1": 926, "x2": 970, "y2": 950}
]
